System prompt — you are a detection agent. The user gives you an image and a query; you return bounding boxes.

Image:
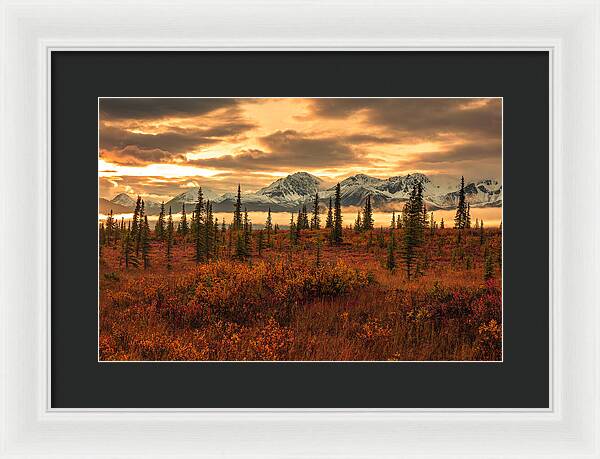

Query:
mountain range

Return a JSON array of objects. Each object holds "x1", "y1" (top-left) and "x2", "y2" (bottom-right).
[{"x1": 101, "y1": 171, "x2": 502, "y2": 215}]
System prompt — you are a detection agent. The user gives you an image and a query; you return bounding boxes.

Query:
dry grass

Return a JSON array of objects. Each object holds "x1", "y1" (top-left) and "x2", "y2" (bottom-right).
[{"x1": 99, "y1": 227, "x2": 502, "y2": 361}]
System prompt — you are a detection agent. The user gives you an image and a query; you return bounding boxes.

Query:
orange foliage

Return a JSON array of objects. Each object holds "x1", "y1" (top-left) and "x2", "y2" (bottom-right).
[{"x1": 99, "y1": 227, "x2": 502, "y2": 361}]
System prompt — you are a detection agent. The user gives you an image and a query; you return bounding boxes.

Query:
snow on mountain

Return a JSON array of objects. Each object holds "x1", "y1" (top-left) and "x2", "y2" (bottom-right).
[
  {"x1": 426, "y1": 178, "x2": 502, "y2": 209},
  {"x1": 105, "y1": 173, "x2": 501, "y2": 214},
  {"x1": 110, "y1": 193, "x2": 136, "y2": 208},
  {"x1": 110, "y1": 193, "x2": 161, "y2": 214},
  {"x1": 165, "y1": 187, "x2": 224, "y2": 213},
  {"x1": 256, "y1": 172, "x2": 323, "y2": 204},
  {"x1": 320, "y1": 173, "x2": 501, "y2": 210}
]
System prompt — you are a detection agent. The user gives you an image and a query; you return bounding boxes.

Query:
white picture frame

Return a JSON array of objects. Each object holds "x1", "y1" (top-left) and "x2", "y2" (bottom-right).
[{"x1": 0, "y1": 0, "x2": 598, "y2": 457}]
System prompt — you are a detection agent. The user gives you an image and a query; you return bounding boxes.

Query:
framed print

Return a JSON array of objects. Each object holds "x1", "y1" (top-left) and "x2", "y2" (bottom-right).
[
  {"x1": 1, "y1": 0, "x2": 599, "y2": 458},
  {"x1": 97, "y1": 96, "x2": 503, "y2": 363}
]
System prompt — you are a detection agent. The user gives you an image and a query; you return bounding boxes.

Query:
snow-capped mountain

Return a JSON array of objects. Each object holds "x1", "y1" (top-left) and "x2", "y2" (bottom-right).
[
  {"x1": 110, "y1": 193, "x2": 136, "y2": 208},
  {"x1": 426, "y1": 179, "x2": 502, "y2": 209},
  {"x1": 256, "y1": 172, "x2": 323, "y2": 203},
  {"x1": 105, "y1": 172, "x2": 501, "y2": 215},
  {"x1": 110, "y1": 193, "x2": 161, "y2": 214},
  {"x1": 320, "y1": 173, "x2": 501, "y2": 210},
  {"x1": 165, "y1": 187, "x2": 225, "y2": 214}
]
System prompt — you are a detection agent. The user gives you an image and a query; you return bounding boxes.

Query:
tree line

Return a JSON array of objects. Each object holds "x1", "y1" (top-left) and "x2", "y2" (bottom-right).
[{"x1": 100, "y1": 176, "x2": 499, "y2": 279}]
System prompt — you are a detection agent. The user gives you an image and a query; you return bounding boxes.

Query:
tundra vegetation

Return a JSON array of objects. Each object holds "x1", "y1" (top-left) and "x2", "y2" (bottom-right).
[{"x1": 99, "y1": 179, "x2": 502, "y2": 361}]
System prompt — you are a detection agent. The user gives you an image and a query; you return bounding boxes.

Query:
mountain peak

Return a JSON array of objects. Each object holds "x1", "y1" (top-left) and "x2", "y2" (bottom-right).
[
  {"x1": 110, "y1": 193, "x2": 136, "y2": 207},
  {"x1": 256, "y1": 172, "x2": 322, "y2": 202}
]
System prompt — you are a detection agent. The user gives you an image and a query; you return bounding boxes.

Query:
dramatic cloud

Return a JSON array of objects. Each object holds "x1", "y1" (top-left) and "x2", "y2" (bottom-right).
[
  {"x1": 311, "y1": 98, "x2": 501, "y2": 139},
  {"x1": 99, "y1": 98, "x2": 502, "y2": 200},
  {"x1": 100, "y1": 98, "x2": 239, "y2": 120}
]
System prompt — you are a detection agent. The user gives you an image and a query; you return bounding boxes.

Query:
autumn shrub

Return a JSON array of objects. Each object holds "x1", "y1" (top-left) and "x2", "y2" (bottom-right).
[{"x1": 157, "y1": 259, "x2": 373, "y2": 328}]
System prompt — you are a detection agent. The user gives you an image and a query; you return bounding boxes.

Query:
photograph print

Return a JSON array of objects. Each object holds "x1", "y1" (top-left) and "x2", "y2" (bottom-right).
[{"x1": 98, "y1": 97, "x2": 502, "y2": 361}]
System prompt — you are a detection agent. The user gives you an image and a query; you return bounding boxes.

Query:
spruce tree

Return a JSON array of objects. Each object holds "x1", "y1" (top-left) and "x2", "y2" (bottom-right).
[
  {"x1": 99, "y1": 222, "x2": 106, "y2": 247},
  {"x1": 178, "y1": 203, "x2": 189, "y2": 237},
  {"x1": 422, "y1": 203, "x2": 428, "y2": 230},
  {"x1": 300, "y1": 204, "x2": 310, "y2": 229},
  {"x1": 454, "y1": 176, "x2": 467, "y2": 229},
  {"x1": 105, "y1": 210, "x2": 114, "y2": 245},
  {"x1": 296, "y1": 208, "x2": 302, "y2": 240},
  {"x1": 135, "y1": 200, "x2": 145, "y2": 257},
  {"x1": 265, "y1": 207, "x2": 273, "y2": 242},
  {"x1": 243, "y1": 208, "x2": 251, "y2": 254},
  {"x1": 166, "y1": 206, "x2": 174, "y2": 270},
  {"x1": 362, "y1": 195, "x2": 374, "y2": 230},
  {"x1": 155, "y1": 202, "x2": 166, "y2": 240},
  {"x1": 204, "y1": 200, "x2": 213, "y2": 260},
  {"x1": 289, "y1": 213, "x2": 297, "y2": 245},
  {"x1": 193, "y1": 188, "x2": 205, "y2": 263},
  {"x1": 142, "y1": 215, "x2": 150, "y2": 269},
  {"x1": 354, "y1": 211, "x2": 362, "y2": 232},
  {"x1": 401, "y1": 182, "x2": 425, "y2": 279},
  {"x1": 440, "y1": 218, "x2": 445, "y2": 229},
  {"x1": 479, "y1": 219, "x2": 485, "y2": 245},
  {"x1": 430, "y1": 212, "x2": 435, "y2": 235},
  {"x1": 122, "y1": 225, "x2": 135, "y2": 269},
  {"x1": 332, "y1": 183, "x2": 343, "y2": 245},
  {"x1": 390, "y1": 211, "x2": 396, "y2": 230},
  {"x1": 233, "y1": 184, "x2": 242, "y2": 230},
  {"x1": 131, "y1": 196, "x2": 142, "y2": 255},
  {"x1": 325, "y1": 196, "x2": 333, "y2": 229},
  {"x1": 310, "y1": 192, "x2": 320, "y2": 229},
  {"x1": 466, "y1": 203, "x2": 471, "y2": 229}
]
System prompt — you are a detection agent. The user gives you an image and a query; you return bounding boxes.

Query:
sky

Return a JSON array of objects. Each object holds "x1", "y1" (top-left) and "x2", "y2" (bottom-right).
[{"x1": 99, "y1": 97, "x2": 502, "y2": 202}]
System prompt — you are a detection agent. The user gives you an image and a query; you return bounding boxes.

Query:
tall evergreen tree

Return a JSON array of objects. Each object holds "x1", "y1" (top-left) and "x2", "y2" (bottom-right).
[
  {"x1": 99, "y1": 222, "x2": 106, "y2": 248},
  {"x1": 178, "y1": 203, "x2": 189, "y2": 237},
  {"x1": 121, "y1": 223, "x2": 135, "y2": 269},
  {"x1": 289, "y1": 213, "x2": 297, "y2": 245},
  {"x1": 204, "y1": 200, "x2": 214, "y2": 260},
  {"x1": 390, "y1": 211, "x2": 396, "y2": 230},
  {"x1": 192, "y1": 188, "x2": 205, "y2": 263},
  {"x1": 430, "y1": 212, "x2": 435, "y2": 235},
  {"x1": 310, "y1": 192, "x2": 320, "y2": 229},
  {"x1": 105, "y1": 210, "x2": 114, "y2": 245},
  {"x1": 454, "y1": 176, "x2": 467, "y2": 229},
  {"x1": 233, "y1": 184, "x2": 242, "y2": 230},
  {"x1": 466, "y1": 203, "x2": 471, "y2": 229},
  {"x1": 479, "y1": 219, "x2": 485, "y2": 245},
  {"x1": 332, "y1": 183, "x2": 343, "y2": 244},
  {"x1": 296, "y1": 208, "x2": 303, "y2": 239},
  {"x1": 300, "y1": 204, "x2": 310, "y2": 229},
  {"x1": 142, "y1": 215, "x2": 150, "y2": 269},
  {"x1": 155, "y1": 202, "x2": 166, "y2": 240},
  {"x1": 166, "y1": 206, "x2": 174, "y2": 270},
  {"x1": 325, "y1": 196, "x2": 333, "y2": 229},
  {"x1": 362, "y1": 195, "x2": 374, "y2": 230},
  {"x1": 135, "y1": 200, "x2": 145, "y2": 257},
  {"x1": 243, "y1": 208, "x2": 251, "y2": 253},
  {"x1": 401, "y1": 182, "x2": 425, "y2": 279},
  {"x1": 265, "y1": 207, "x2": 273, "y2": 242},
  {"x1": 131, "y1": 196, "x2": 142, "y2": 255},
  {"x1": 354, "y1": 211, "x2": 362, "y2": 232},
  {"x1": 440, "y1": 218, "x2": 445, "y2": 229}
]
